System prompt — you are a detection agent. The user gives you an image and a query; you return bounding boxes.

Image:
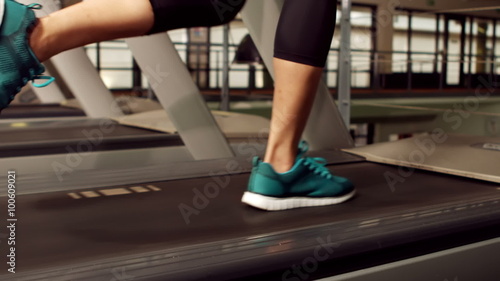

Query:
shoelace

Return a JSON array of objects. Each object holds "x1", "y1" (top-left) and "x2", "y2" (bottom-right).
[
  {"x1": 302, "y1": 157, "x2": 333, "y2": 180},
  {"x1": 297, "y1": 140, "x2": 333, "y2": 179},
  {"x1": 32, "y1": 75, "x2": 55, "y2": 87},
  {"x1": 15, "y1": 68, "x2": 54, "y2": 92},
  {"x1": 26, "y1": 3, "x2": 55, "y2": 88},
  {"x1": 27, "y1": 3, "x2": 42, "y2": 9}
]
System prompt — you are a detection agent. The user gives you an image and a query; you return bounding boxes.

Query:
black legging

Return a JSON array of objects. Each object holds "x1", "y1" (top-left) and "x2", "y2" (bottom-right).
[
  {"x1": 275, "y1": 0, "x2": 337, "y2": 67},
  {"x1": 148, "y1": 0, "x2": 336, "y2": 68}
]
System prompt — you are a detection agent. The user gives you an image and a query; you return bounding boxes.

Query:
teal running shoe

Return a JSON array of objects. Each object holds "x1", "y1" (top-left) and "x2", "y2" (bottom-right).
[
  {"x1": 0, "y1": 0, "x2": 53, "y2": 109},
  {"x1": 242, "y1": 141, "x2": 355, "y2": 211}
]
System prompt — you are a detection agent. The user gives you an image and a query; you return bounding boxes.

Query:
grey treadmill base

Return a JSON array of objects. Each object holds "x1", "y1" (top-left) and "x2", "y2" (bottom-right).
[{"x1": 319, "y1": 237, "x2": 500, "y2": 281}]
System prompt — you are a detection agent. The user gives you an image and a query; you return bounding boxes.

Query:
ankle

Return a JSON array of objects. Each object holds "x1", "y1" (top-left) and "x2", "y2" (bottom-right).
[
  {"x1": 264, "y1": 151, "x2": 296, "y2": 173},
  {"x1": 266, "y1": 160, "x2": 294, "y2": 174},
  {"x1": 264, "y1": 141, "x2": 299, "y2": 173},
  {"x1": 29, "y1": 18, "x2": 50, "y2": 62}
]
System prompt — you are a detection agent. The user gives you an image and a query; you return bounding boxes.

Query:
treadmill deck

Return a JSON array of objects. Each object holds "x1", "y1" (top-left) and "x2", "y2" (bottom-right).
[{"x1": 1, "y1": 161, "x2": 499, "y2": 280}]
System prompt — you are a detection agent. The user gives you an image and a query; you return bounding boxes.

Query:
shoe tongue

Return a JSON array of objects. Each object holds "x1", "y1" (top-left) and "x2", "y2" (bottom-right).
[
  {"x1": 252, "y1": 156, "x2": 261, "y2": 167},
  {"x1": 0, "y1": 0, "x2": 5, "y2": 28},
  {"x1": 296, "y1": 140, "x2": 309, "y2": 159}
]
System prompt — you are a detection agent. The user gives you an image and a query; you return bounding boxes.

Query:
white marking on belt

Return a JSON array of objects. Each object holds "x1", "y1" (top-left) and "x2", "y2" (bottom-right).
[
  {"x1": 99, "y1": 188, "x2": 132, "y2": 196},
  {"x1": 147, "y1": 185, "x2": 161, "y2": 191},
  {"x1": 130, "y1": 186, "x2": 150, "y2": 193},
  {"x1": 68, "y1": 193, "x2": 82, "y2": 199},
  {"x1": 69, "y1": 185, "x2": 161, "y2": 199},
  {"x1": 80, "y1": 191, "x2": 100, "y2": 198}
]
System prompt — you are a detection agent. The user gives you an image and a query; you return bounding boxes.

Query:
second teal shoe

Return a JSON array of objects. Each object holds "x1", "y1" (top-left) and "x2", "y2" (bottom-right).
[
  {"x1": 242, "y1": 141, "x2": 355, "y2": 211},
  {"x1": 0, "y1": 0, "x2": 53, "y2": 109}
]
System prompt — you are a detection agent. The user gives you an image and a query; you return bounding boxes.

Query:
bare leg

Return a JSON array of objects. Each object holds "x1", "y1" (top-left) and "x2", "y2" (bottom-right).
[
  {"x1": 30, "y1": 0, "x2": 155, "y2": 62},
  {"x1": 263, "y1": 58, "x2": 323, "y2": 173}
]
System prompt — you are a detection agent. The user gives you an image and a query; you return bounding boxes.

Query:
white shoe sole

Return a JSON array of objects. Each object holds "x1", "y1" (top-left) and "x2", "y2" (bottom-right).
[
  {"x1": 0, "y1": 0, "x2": 4, "y2": 27},
  {"x1": 241, "y1": 190, "x2": 356, "y2": 211}
]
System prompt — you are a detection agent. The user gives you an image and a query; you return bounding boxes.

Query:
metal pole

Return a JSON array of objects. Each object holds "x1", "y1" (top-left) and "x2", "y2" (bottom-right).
[
  {"x1": 434, "y1": 14, "x2": 440, "y2": 73},
  {"x1": 491, "y1": 19, "x2": 497, "y2": 83},
  {"x1": 216, "y1": 51, "x2": 220, "y2": 88},
  {"x1": 338, "y1": 0, "x2": 352, "y2": 129},
  {"x1": 373, "y1": 52, "x2": 380, "y2": 91},
  {"x1": 370, "y1": 6, "x2": 378, "y2": 90},
  {"x1": 220, "y1": 24, "x2": 230, "y2": 111},
  {"x1": 468, "y1": 17, "x2": 474, "y2": 89},
  {"x1": 407, "y1": 11, "x2": 412, "y2": 92},
  {"x1": 196, "y1": 44, "x2": 201, "y2": 86},
  {"x1": 459, "y1": 17, "x2": 467, "y2": 86},
  {"x1": 442, "y1": 17, "x2": 450, "y2": 89}
]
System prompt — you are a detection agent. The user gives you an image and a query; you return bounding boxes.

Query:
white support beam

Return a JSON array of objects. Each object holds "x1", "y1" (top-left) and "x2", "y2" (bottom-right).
[
  {"x1": 241, "y1": 0, "x2": 354, "y2": 150},
  {"x1": 0, "y1": 0, "x2": 4, "y2": 27},
  {"x1": 126, "y1": 34, "x2": 234, "y2": 160}
]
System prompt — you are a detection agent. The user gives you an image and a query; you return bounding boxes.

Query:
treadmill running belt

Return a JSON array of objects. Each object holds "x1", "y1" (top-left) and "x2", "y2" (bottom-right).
[{"x1": 1, "y1": 162, "x2": 499, "y2": 280}]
